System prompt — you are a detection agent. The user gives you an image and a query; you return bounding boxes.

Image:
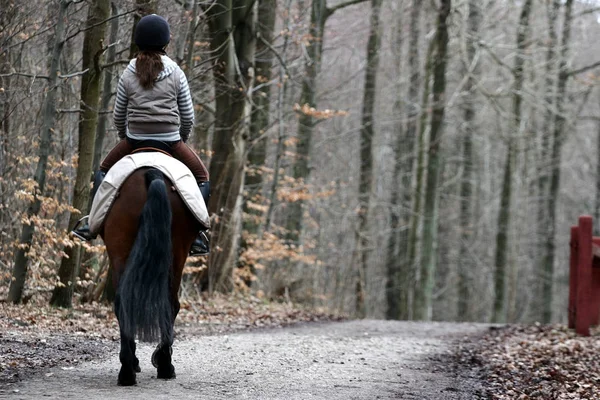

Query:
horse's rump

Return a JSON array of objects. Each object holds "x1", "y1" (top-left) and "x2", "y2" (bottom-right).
[{"x1": 103, "y1": 168, "x2": 198, "y2": 341}]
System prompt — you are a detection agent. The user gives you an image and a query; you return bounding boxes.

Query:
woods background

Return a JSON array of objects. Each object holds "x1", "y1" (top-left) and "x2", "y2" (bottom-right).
[{"x1": 0, "y1": 0, "x2": 598, "y2": 325}]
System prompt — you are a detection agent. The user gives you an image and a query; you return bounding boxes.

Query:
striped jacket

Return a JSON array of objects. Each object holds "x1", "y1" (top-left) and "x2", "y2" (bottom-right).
[{"x1": 113, "y1": 55, "x2": 194, "y2": 142}]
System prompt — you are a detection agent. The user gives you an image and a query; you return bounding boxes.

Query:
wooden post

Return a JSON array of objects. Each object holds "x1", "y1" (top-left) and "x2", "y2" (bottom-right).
[
  {"x1": 592, "y1": 237, "x2": 600, "y2": 325},
  {"x1": 576, "y1": 215, "x2": 593, "y2": 336},
  {"x1": 569, "y1": 225, "x2": 578, "y2": 329}
]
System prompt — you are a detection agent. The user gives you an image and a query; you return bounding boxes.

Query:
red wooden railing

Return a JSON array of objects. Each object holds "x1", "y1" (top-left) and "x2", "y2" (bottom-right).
[{"x1": 569, "y1": 215, "x2": 600, "y2": 336}]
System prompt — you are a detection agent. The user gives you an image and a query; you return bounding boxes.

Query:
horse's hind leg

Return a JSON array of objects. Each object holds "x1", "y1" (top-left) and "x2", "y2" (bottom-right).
[
  {"x1": 152, "y1": 298, "x2": 179, "y2": 380},
  {"x1": 130, "y1": 339, "x2": 141, "y2": 372},
  {"x1": 115, "y1": 295, "x2": 137, "y2": 386}
]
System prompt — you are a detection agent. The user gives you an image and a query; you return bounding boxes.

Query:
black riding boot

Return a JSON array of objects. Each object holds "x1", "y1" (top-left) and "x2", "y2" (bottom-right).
[
  {"x1": 190, "y1": 181, "x2": 210, "y2": 256},
  {"x1": 71, "y1": 170, "x2": 106, "y2": 241}
]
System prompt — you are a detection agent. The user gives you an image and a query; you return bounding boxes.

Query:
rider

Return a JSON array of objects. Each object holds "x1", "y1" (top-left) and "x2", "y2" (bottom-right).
[{"x1": 72, "y1": 14, "x2": 210, "y2": 256}]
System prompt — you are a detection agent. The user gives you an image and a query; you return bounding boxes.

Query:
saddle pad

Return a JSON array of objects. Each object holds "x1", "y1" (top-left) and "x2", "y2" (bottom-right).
[{"x1": 88, "y1": 152, "x2": 210, "y2": 234}]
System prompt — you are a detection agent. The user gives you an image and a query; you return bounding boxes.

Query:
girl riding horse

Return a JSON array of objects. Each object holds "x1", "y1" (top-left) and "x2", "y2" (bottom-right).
[{"x1": 73, "y1": 14, "x2": 210, "y2": 255}]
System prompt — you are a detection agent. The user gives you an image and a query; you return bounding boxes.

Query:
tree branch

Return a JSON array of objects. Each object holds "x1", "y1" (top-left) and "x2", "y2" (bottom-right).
[
  {"x1": 568, "y1": 60, "x2": 600, "y2": 77},
  {"x1": 574, "y1": 6, "x2": 600, "y2": 18},
  {"x1": 64, "y1": 8, "x2": 136, "y2": 43},
  {"x1": 326, "y1": 0, "x2": 369, "y2": 18}
]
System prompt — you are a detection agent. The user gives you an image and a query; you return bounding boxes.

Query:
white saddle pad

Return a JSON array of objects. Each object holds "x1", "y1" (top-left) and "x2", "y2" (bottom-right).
[{"x1": 88, "y1": 152, "x2": 210, "y2": 234}]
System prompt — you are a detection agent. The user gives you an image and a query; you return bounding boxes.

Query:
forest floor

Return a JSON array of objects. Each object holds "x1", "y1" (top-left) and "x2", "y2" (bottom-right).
[
  {"x1": 458, "y1": 323, "x2": 600, "y2": 399},
  {"x1": 1, "y1": 296, "x2": 599, "y2": 399}
]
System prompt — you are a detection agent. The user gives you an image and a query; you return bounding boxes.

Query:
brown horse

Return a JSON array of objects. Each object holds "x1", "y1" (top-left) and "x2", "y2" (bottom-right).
[{"x1": 102, "y1": 167, "x2": 199, "y2": 386}]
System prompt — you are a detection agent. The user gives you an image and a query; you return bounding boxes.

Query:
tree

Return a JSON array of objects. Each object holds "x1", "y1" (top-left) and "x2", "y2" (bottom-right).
[
  {"x1": 541, "y1": 0, "x2": 574, "y2": 323},
  {"x1": 355, "y1": 0, "x2": 383, "y2": 317},
  {"x1": 50, "y1": 0, "x2": 110, "y2": 308},
  {"x1": 244, "y1": 0, "x2": 277, "y2": 235},
  {"x1": 203, "y1": 0, "x2": 257, "y2": 292},
  {"x1": 457, "y1": 0, "x2": 481, "y2": 322},
  {"x1": 7, "y1": 0, "x2": 72, "y2": 303},
  {"x1": 412, "y1": 0, "x2": 451, "y2": 321},
  {"x1": 286, "y1": 0, "x2": 367, "y2": 243},
  {"x1": 492, "y1": 0, "x2": 533, "y2": 323}
]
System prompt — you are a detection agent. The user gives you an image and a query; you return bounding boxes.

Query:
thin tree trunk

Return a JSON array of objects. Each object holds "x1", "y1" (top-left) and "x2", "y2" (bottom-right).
[
  {"x1": 534, "y1": 0, "x2": 559, "y2": 322},
  {"x1": 7, "y1": 0, "x2": 71, "y2": 304},
  {"x1": 51, "y1": 0, "x2": 110, "y2": 308},
  {"x1": 542, "y1": 0, "x2": 573, "y2": 323},
  {"x1": 355, "y1": 0, "x2": 383, "y2": 318},
  {"x1": 405, "y1": 38, "x2": 435, "y2": 321},
  {"x1": 457, "y1": 0, "x2": 481, "y2": 322},
  {"x1": 175, "y1": 0, "x2": 194, "y2": 65},
  {"x1": 246, "y1": 0, "x2": 277, "y2": 234},
  {"x1": 492, "y1": 0, "x2": 533, "y2": 323},
  {"x1": 287, "y1": 0, "x2": 368, "y2": 243},
  {"x1": 129, "y1": 0, "x2": 157, "y2": 58},
  {"x1": 93, "y1": 1, "x2": 120, "y2": 173},
  {"x1": 385, "y1": 1, "x2": 405, "y2": 320},
  {"x1": 412, "y1": 0, "x2": 451, "y2": 321},
  {"x1": 264, "y1": 0, "x2": 291, "y2": 233}
]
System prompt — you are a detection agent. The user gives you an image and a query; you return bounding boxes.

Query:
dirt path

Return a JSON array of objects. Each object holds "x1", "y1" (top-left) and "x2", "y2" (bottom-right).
[{"x1": 2, "y1": 320, "x2": 488, "y2": 399}]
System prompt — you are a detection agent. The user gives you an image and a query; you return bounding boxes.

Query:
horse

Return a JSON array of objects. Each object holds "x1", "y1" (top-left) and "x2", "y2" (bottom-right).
[{"x1": 101, "y1": 167, "x2": 199, "y2": 386}]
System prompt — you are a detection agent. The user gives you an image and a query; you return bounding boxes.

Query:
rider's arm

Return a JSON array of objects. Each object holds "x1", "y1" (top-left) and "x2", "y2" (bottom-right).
[
  {"x1": 113, "y1": 76, "x2": 128, "y2": 139},
  {"x1": 177, "y1": 69, "x2": 194, "y2": 143}
]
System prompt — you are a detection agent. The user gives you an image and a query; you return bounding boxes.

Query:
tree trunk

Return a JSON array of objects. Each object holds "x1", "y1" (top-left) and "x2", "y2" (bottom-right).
[
  {"x1": 387, "y1": 0, "x2": 421, "y2": 321},
  {"x1": 412, "y1": 0, "x2": 451, "y2": 321},
  {"x1": 129, "y1": 0, "x2": 157, "y2": 58},
  {"x1": 245, "y1": 0, "x2": 277, "y2": 234},
  {"x1": 264, "y1": 0, "x2": 292, "y2": 233},
  {"x1": 7, "y1": 0, "x2": 71, "y2": 304},
  {"x1": 385, "y1": 1, "x2": 405, "y2": 320},
  {"x1": 405, "y1": 37, "x2": 435, "y2": 321},
  {"x1": 51, "y1": 0, "x2": 110, "y2": 308},
  {"x1": 355, "y1": 0, "x2": 383, "y2": 318},
  {"x1": 542, "y1": 0, "x2": 573, "y2": 323},
  {"x1": 286, "y1": 0, "x2": 327, "y2": 243},
  {"x1": 492, "y1": 0, "x2": 533, "y2": 323},
  {"x1": 93, "y1": 1, "x2": 120, "y2": 173},
  {"x1": 533, "y1": 0, "x2": 559, "y2": 322},
  {"x1": 204, "y1": 0, "x2": 256, "y2": 292},
  {"x1": 286, "y1": 0, "x2": 368, "y2": 243},
  {"x1": 457, "y1": 0, "x2": 481, "y2": 322}
]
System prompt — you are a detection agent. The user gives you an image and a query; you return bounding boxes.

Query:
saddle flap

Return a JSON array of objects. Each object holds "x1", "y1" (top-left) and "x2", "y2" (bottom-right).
[{"x1": 89, "y1": 152, "x2": 209, "y2": 234}]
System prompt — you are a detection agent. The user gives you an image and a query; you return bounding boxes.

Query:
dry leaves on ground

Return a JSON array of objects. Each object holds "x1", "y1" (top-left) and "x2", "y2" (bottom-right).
[{"x1": 458, "y1": 324, "x2": 600, "y2": 399}]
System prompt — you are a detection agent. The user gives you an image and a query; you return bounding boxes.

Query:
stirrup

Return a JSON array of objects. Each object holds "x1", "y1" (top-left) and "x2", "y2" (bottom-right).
[
  {"x1": 71, "y1": 216, "x2": 93, "y2": 241},
  {"x1": 190, "y1": 231, "x2": 210, "y2": 256}
]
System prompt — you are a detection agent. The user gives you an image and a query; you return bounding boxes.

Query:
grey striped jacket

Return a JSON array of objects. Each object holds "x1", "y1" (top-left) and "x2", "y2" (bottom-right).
[{"x1": 113, "y1": 55, "x2": 194, "y2": 142}]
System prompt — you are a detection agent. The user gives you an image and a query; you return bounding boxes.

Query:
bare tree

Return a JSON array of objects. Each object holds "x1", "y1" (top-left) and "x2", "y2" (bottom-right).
[
  {"x1": 457, "y1": 0, "x2": 481, "y2": 322},
  {"x1": 204, "y1": 0, "x2": 256, "y2": 292},
  {"x1": 412, "y1": 0, "x2": 451, "y2": 321},
  {"x1": 50, "y1": 0, "x2": 110, "y2": 308},
  {"x1": 492, "y1": 0, "x2": 533, "y2": 323},
  {"x1": 7, "y1": 0, "x2": 71, "y2": 303}
]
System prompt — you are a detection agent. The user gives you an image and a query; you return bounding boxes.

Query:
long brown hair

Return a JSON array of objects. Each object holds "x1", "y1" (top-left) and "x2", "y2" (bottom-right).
[{"x1": 136, "y1": 51, "x2": 163, "y2": 89}]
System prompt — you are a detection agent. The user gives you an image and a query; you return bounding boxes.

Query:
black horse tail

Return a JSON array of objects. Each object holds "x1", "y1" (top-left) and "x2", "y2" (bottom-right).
[{"x1": 116, "y1": 169, "x2": 173, "y2": 343}]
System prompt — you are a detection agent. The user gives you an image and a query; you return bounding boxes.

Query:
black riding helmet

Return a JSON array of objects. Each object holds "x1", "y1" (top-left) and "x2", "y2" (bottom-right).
[{"x1": 134, "y1": 14, "x2": 170, "y2": 51}]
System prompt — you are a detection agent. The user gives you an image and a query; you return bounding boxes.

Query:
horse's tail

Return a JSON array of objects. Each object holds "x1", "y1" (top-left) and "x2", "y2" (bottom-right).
[{"x1": 116, "y1": 169, "x2": 173, "y2": 343}]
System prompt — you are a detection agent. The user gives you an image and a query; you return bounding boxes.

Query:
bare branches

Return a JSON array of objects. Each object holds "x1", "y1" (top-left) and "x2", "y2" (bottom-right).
[
  {"x1": 64, "y1": 8, "x2": 136, "y2": 43},
  {"x1": 326, "y1": 0, "x2": 369, "y2": 18},
  {"x1": 568, "y1": 60, "x2": 600, "y2": 77}
]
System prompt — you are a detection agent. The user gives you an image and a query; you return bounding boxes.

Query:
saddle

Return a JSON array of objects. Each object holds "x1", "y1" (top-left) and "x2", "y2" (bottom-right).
[{"x1": 88, "y1": 151, "x2": 210, "y2": 235}]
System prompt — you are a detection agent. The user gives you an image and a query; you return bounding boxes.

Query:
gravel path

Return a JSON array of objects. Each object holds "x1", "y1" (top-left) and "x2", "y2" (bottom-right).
[{"x1": 2, "y1": 320, "x2": 489, "y2": 399}]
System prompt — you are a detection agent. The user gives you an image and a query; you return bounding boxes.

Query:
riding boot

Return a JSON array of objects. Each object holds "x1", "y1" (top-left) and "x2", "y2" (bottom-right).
[
  {"x1": 71, "y1": 170, "x2": 107, "y2": 241},
  {"x1": 190, "y1": 181, "x2": 210, "y2": 256}
]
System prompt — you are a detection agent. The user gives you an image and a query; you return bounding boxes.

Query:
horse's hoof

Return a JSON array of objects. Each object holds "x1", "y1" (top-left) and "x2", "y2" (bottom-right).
[
  {"x1": 118, "y1": 368, "x2": 137, "y2": 386},
  {"x1": 157, "y1": 365, "x2": 176, "y2": 380}
]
